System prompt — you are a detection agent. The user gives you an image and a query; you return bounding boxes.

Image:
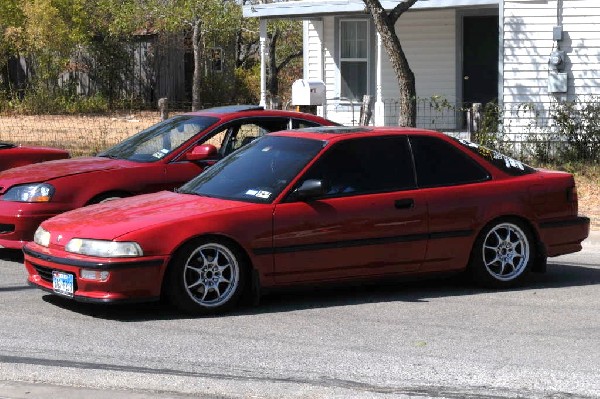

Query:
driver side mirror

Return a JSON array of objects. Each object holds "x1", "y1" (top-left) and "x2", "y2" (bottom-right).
[
  {"x1": 185, "y1": 144, "x2": 218, "y2": 161},
  {"x1": 294, "y1": 179, "x2": 328, "y2": 201}
]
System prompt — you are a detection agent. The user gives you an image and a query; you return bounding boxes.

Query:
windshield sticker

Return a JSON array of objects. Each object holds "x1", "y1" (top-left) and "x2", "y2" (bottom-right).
[
  {"x1": 244, "y1": 189, "x2": 271, "y2": 199},
  {"x1": 255, "y1": 191, "x2": 272, "y2": 199},
  {"x1": 152, "y1": 149, "x2": 169, "y2": 159}
]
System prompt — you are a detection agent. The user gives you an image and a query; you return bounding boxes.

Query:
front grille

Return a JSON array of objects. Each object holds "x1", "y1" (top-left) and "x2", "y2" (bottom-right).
[
  {"x1": 0, "y1": 224, "x2": 14, "y2": 234},
  {"x1": 32, "y1": 264, "x2": 54, "y2": 282},
  {"x1": 31, "y1": 264, "x2": 77, "y2": 292}
]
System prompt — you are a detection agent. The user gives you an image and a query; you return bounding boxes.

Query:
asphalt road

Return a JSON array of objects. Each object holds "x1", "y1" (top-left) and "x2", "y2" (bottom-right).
[{"x1": 0, "y1": 235, "x2": 599, "y2": 399}]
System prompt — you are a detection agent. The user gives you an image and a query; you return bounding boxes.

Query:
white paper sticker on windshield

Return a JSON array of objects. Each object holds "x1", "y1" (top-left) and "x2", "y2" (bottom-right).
[
  {"x1": 245, "y1": 189, "x2": 259, "y2": 196},
  {"x1": 152, "y1": 149, "x2": 169, "y2": 159},
  {"x1": 256, "y1": 191, "x2": 271, "y2": 199}
]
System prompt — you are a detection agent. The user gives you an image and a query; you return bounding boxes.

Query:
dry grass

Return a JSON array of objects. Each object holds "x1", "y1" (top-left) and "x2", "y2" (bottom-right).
[
  {"x1": 1, "y1": 113, "x2": 598, "y2": 229},
  {"x1": 0, "y1": 112, "x2": 162, "y2": 156},
  {"x1": 575, "y1": 172, "x2": 600, "y2": 231}
]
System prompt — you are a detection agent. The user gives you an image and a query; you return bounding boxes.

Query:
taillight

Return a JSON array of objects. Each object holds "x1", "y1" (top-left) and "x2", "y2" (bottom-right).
[{"x1": 567, "y1": 186, "x2": 578, "y2": 203}]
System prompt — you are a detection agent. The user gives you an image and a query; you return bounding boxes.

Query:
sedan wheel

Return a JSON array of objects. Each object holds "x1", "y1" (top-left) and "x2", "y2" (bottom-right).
[
  {"x1": 165, "y1": 239, "x2": 246, "y2": 314},
  {"x1": 469, "y1": 220, "x2": 534, "y2": 287}
]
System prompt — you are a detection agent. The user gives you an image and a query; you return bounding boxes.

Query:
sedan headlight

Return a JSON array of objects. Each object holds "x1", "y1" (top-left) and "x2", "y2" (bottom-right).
[
  {"x1": 65, "y1": 238, "x2": 143, "y2": 258},
  {"x1": 2, "y1": 183, "x2": 55, "y2": 202},
  {"x1": 33, "y1": 226, "x2": 51, "y2": 247}
]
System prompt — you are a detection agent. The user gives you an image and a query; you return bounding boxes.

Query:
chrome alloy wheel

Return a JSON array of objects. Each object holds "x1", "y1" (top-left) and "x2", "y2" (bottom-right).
[
  {"x1": 183, "y1": 243, "x2": 239, "y2": 307},
  {"x1": 482, "y1": 222, "x2": 530, "y2": 281}
]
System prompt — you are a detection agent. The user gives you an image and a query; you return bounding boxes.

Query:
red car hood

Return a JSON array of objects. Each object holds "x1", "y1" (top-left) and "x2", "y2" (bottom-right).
[
  {"x1": 42, "y1": 191, "x2": 253, "y2": 242},
  {"x1": 0, "y1": 156, "x2": 127, "y2": 186}
]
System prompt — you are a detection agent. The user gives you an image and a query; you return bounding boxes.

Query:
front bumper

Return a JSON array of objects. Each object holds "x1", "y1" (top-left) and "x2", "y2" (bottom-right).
[
  {"x1": 538, "y1": 216, "x2": 590, "y2": 257},
  {"x1": 0, "y1": 202, "x2": 66, "y2": 249},
  {"x1": 23, "y1": 244, "x2": 168, "y2": 303}
]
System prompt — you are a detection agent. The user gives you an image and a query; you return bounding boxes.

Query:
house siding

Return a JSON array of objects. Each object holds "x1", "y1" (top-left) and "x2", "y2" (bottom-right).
[
  {"x1": 304, "y1": 20, "x2": 324, "y2": 81},
  {"x1": 385, "y1": 9, "x2": 458, "y2": 128},
  {"x1": 502, "y1": 0, "x2": 600, "y2": 135},
  {"x1": 306, "y1": 9, "x2": 458, "y2": 128}
]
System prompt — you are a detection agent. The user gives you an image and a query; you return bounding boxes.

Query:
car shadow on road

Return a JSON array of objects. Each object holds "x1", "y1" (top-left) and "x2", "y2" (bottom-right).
[
  {"x1": 0, "y1": 249, "x2": 24, "y2": 263},
  {"x1": 38, "y1": 261, "x2": 600, "y2": 321}
]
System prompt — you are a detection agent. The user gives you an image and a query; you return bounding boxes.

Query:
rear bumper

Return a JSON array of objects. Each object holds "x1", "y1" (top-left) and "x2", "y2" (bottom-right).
[{"x1": 538, "y1": 216, "x2": 590, "y2": 257}]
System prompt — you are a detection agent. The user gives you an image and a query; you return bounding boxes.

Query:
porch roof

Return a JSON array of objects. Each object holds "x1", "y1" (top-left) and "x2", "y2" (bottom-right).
[{"x1": 243, "y1": 0, "x2": 499, "y2": 19}]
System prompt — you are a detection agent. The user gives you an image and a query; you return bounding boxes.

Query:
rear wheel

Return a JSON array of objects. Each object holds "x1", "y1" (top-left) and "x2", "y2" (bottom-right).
[
  {"x1": 469, "y1": 220, "x2": 535, "y2": 288},
  {"x1": 164, "y1": 239, "x2": 246, "y2": 315}
]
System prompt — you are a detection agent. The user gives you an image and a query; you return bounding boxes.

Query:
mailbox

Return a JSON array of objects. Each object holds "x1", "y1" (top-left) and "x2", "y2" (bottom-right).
[{"x1": 292, "y1": 79, "x2": 325, "y2": 106}]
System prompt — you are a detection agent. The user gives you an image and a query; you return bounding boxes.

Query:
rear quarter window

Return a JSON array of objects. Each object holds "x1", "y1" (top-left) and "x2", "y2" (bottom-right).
[{"x1": 409, "y1": 135, "x2": 490, "y2": 188}]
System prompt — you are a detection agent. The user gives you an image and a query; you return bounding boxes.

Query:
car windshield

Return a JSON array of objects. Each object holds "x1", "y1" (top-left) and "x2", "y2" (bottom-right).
[
  {"x1": 178, "y1": 135, "x2": 326, "y2": 203},
  {"x1": 98, "y1": 115, "x2": 219, "y2": 162},
  {"x1": 452, "y1": 137, "x2": 536, "y2": 176}
]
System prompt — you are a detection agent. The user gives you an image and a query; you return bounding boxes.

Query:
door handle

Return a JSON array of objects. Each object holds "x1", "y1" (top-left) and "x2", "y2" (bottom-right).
[{"x1": 394, "y1": 199, "x2": 414, "y2": 209}]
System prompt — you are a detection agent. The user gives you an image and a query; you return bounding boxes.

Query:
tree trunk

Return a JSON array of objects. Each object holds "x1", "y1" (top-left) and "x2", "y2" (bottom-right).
[
  {"x1": 363, "y1": 0, "x2": 417, "y2": 127},
  {"x1": 192, "y1": 19, "x2": 203, "y2": 111}
]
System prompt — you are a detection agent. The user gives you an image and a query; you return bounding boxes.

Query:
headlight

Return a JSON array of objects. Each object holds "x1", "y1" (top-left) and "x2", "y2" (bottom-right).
[
  {"x1": 2, "y1": 183, "x2": 55, "y2": 202},
  {"x1": 33, "y1": 226, "x2": 51, "y2": 247},
  {"x1": 65, "y1": 238, "x2": 143, "y2": 258}
]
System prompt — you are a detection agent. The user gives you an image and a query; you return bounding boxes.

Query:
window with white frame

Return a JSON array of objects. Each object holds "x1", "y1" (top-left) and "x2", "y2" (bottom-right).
[{"x1": 340, "y1": 19, "x2": 369, "y2": 101}]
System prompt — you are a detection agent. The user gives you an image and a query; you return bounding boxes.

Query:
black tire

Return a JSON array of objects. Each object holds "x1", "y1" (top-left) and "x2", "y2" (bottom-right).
[
  {"x1": 164, "y1": 238, "x2": 247, "y2": 315},
  {"x1": 88, "y1": 193, "x2": 124, "y2": 205},
  {"x1": 468, "y1": 219, "x2": 535, "y2": 288}
]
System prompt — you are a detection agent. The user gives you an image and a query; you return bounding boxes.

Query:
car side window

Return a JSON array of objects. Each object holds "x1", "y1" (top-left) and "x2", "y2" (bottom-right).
[
  {"x1": 297, "y1": 136, "x2": 416, "y2": 198},
  {"x1": 218, "y1": 118, "x2": 291, "y2": 156},
  {"x1": 291, "y1": 119, "x2": 322, "y2": 129},
  {"x1": 409, "y1": 135, "x2": 490, "y2": 188}
]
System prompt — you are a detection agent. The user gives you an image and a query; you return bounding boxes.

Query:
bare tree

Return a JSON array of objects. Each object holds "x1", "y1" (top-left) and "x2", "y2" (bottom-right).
[
  {"x1": 267, "y1": 24, "x2": 302, "y2": 102},
  {"x1": 362, "y1": 0, "x2": 418, "y2": 126}
]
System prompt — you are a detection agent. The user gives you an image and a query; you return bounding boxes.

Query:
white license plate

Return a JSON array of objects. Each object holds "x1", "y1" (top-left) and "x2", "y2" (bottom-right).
[{"x1": 52, "y1": 271, "x2": 74, "y2": 297}]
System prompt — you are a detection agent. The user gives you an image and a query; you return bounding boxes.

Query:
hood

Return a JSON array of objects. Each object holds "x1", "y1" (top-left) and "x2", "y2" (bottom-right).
[
  {"x1": 1, "y1": 144, "x2": 69, "y2": 154},
  {"x1": 42, "y1": 191, "x2": 253, "y2": 242},
  {"x1": 0, "y1": 156, "x2": 126, "y2": 187}
]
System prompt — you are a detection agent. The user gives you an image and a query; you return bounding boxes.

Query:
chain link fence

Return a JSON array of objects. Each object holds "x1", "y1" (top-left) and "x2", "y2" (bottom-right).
[{"x1": 1, "y1": 97, "x2": 599, "y2": 163}]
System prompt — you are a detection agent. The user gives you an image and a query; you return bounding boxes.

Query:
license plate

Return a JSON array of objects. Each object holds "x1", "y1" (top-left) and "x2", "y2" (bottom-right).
[{"x1": 52, "y1": 271, "x2": 74, "y2": 297}]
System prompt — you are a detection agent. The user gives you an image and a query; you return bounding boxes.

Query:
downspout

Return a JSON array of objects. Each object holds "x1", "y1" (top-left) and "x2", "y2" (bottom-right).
[
  {"x1": 375, "y1": 32, "x2": 384, "y2": 126},
  {"x1": 259, "y1": 19, "x2": 267, "y2": 107},
  {"x1": 497, "y1": 1, "x2": 504, "y2": 110}
]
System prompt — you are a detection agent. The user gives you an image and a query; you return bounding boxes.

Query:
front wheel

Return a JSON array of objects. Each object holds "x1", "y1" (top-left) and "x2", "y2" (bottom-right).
[
  {"x1": 164, "y1": 239, "x2": 246, "y2": 315},
  {"x1": 469, "y1": 220, "x2": 535, "y2": 288}
]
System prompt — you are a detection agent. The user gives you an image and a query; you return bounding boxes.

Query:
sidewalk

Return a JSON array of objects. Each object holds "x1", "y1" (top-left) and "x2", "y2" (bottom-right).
[{"x1": 0, "y1": 381, "x2": 201, "y2": 399}]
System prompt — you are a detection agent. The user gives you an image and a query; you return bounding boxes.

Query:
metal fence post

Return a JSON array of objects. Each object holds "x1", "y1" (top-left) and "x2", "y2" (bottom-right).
[{"x1": 158, "y1": 97, "x2": 168, "y2": 121}]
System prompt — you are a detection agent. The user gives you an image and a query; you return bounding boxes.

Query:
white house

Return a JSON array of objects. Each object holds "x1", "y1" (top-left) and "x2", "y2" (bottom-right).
[{"x1": 243, "y1": 0, "x2": 600, "y2": 136}]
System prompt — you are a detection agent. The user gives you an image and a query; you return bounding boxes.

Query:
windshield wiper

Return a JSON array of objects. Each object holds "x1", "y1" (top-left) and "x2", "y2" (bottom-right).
[{"x1": 97, "y1": 153, "x2": 120, "y2": 159}]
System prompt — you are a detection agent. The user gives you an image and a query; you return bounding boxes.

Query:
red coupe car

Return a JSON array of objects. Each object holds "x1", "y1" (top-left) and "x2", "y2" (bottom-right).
[
  {"x1": 23, "y1": 127, "x2": 590, "y2": 314},
  {"x1": 0, "y1": 142, "x2": 69, "y2": 172},
  {"x1": 0, "y1": 106, "x2": 335, "y2": 249}
]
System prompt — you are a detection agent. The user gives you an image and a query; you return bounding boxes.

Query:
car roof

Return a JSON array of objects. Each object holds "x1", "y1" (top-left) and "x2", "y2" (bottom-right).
[
  {"x1": 183, "y1": 105, "x2": 332, "y2": 121},
  {"x1": 270, "y1": 126, "x2": 446, "y2": 142}
]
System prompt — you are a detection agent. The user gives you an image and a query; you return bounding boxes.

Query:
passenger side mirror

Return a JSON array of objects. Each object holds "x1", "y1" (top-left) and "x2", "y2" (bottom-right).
[
  {"x1": 294, "y1": 179, "x2": 328, "y2": 200},
  {"x1": 185, "y1": 144, "x2": 218, "y2": 161}
]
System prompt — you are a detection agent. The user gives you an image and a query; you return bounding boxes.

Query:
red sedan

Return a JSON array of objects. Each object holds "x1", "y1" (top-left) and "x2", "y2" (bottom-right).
[
  {"x1": 0, "y1": 106, "x2": 335, "y2": 249},
  {"x1": 0, "y1": 142, "x2": 69, "y2": 172},
  {"x1": 23, "y1": 127, "x2": 590, "y2": 314}
]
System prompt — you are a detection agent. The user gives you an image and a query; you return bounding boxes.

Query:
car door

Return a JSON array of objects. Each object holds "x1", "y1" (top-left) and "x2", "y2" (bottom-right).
[
  {"x1": 271, "y1": 135, "x2": 428, "y2": 284},
  {"x1": 408, "y1": 135, "x2": 492, "y2": 273}
]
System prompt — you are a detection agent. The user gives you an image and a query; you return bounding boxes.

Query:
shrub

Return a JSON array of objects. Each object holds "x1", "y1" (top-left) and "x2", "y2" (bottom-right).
[{"x1": 551, "y1": 97, "x2": 600, "y2": 163}]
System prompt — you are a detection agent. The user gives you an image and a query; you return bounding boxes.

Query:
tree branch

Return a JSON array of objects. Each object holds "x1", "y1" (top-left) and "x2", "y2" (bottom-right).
[
  {"x1": 389, "y1": 0, "x2": 419, "y2": 25},
  {"x1": 276, "y1": 50, "x2": 303, "y2": 73}
]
